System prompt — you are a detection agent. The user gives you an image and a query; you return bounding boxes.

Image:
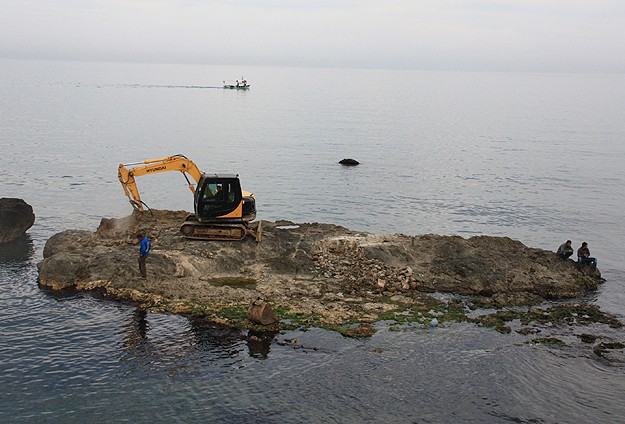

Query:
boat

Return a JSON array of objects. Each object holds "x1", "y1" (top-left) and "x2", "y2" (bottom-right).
[{"x1": 223, "y1": 77, "x2": 250, "y2": 90}]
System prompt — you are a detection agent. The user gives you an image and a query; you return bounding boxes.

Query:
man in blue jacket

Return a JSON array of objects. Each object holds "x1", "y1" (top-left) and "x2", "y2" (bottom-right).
[{"x1": 137, "y1": 232, "x2": 151, "y2": 278}]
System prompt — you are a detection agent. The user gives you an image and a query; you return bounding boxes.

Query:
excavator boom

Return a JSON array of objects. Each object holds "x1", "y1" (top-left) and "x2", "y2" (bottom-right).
[{"x1": 118, "y1": 154, "x2": 202, "y2": 212}]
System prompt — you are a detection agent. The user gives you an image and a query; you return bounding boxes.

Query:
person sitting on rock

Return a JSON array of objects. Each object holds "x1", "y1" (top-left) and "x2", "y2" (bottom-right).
[
  {"x1": 577, "y1": 242, "x2": 597, "y2": 269},
  {"x1": 556, "y1": 240, "x2": 574, "y2": 259}
]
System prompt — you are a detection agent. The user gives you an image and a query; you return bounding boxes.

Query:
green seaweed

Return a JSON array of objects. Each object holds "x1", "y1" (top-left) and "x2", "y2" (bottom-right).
[
  {"x1": 593, "y1": 341, "x2": 625, "y2": 358},
  {"x1": 378, "y1": 299, "x2": 469, "y2": 329},
  {"x1": 334, "y1": 323, "x2": 376, "y2": 338},
  {"x1": 271, "y1": 304, "x2": 323, "y2": 330},
  {"x1": 140, "y1": 290, "x2": 621, "y2": 339},
  {"x1": 471, "y1": 310, "x2": 520, "y2": 334},
  {"x1": 470, "y1": 304, "x2": 623, "y2": 335},
  {"x1": 531, "y1": 305, "x2": 622, "y2": 328},
  {"x1": 215, "y1": 305, "x2": 248, "y2": 321}
]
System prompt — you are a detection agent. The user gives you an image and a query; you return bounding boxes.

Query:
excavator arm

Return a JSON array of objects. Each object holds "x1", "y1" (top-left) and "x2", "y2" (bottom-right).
[{"x1": 118, "y1": 154, "x2": 203, "y2": 212}]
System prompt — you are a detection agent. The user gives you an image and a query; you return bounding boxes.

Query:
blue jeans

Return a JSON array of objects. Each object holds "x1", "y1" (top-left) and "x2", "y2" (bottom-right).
[{"x1": 578, "y1": 256, "x2": 597, "y2": 269}]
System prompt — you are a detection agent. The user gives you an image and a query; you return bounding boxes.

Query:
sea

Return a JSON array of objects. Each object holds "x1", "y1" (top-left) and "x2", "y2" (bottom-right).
[{"x1": 1, "y1": 58, "x2": 625, "y2": 423}]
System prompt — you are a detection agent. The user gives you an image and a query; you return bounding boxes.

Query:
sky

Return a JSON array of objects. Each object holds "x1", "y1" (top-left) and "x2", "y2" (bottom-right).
[{"x1": 1, "y1": 0, "x2": 624, "y2": 73}]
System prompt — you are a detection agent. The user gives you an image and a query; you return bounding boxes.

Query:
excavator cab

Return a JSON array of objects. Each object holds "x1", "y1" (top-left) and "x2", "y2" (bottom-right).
[
  {"x1": 181, "y1": 173, "x2": 260, "y2": 241},
  {"x1": 195, "y1": 174, "x2": 244, "y2": 222}
]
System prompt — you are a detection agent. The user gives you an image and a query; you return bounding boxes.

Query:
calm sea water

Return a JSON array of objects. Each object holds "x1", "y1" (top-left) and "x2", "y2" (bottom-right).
[{"x1": 1, "y1": 59, "x2": 625, "y2": 423}]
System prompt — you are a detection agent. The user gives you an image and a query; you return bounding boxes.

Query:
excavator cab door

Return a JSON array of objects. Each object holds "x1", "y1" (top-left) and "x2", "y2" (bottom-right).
[{"x1": 194, "y1": 175, "x2": 243, "y2": 221}]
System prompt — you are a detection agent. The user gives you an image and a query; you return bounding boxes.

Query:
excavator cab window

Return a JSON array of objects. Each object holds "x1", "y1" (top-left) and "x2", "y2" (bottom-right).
[
  {"x1": 195, "y1": 175, "x2": 242, "y2": 220},
  {"x1": 202, "y1": 183, "x2": 223, "y2": 201}
]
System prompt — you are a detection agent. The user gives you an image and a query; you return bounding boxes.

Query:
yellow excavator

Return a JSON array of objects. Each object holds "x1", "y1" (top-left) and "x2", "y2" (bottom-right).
[{"x1": 118, "y1": 154, "x2": 261, "y2": 241}]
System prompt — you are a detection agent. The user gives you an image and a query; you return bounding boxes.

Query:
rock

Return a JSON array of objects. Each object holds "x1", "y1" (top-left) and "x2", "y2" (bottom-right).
[
  {"x1": 0, "y1": 198, "x2": 35, "y2": 244},
  {"x1": 339, "y1": 158, "x2": 359, "y2": 166},
  {"x1": 593, "y1": 341, "x2": 625, "y2": 362},
  {"x1": 36, "y1": 253, "x2": 90, "y2": 289},
  {"x1": 516, "y1": 327, "x2": 541, "y2": 335},
  {"x1": 36, "y1": 210, "x2": 607, "y2": 329},
  {"x1": 579, "y1": 333, "x2": 598, "y2": 343}
]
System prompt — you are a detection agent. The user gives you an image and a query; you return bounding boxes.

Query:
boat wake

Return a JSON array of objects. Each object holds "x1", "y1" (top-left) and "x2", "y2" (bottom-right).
[{"x1": 120, "y1": 84, "x2": 221, "y2": 89}]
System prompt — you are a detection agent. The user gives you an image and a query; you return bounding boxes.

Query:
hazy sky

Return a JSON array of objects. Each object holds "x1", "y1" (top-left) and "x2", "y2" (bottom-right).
[{"x1": 1, "y1": 0, "x2": 624, "y2": 72}]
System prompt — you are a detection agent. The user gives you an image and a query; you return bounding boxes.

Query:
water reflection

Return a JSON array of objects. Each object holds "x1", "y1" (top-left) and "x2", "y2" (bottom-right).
[
  {"x1": 246, "y1": 330, "x2": 278, "y2": 359},
  {"x1": 187, "y1": 316, "x2": 245, "y2": 354},
  {"x1": 187, "y1": 317, "x2": 277, "y2": 358},
  {"x1": 0, "y1": 234, "x2": 34, "y2": 263},
  {"x1": 122, "y1": 308, "x2": 149, "y2": 351},
  {"x1": 119, "y1": 311, "x2": 277, "y2": 360}
]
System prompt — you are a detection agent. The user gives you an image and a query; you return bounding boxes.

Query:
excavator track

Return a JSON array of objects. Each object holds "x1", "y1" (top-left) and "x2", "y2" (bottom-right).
[{"x1": 180, "y1": 220, "x2": 262, "y2": 242}]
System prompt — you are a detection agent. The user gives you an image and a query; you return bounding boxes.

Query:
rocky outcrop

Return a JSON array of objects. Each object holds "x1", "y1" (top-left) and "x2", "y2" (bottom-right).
[
  {"x1": 36, "y1": 210, "x2": 604, "y2": 329},
  {"x1": 0, "y1": 198, "x2": 35, "y2": 244},
  {"x1": 314, "y1": 233, "x2": 602, "y2": 307}
]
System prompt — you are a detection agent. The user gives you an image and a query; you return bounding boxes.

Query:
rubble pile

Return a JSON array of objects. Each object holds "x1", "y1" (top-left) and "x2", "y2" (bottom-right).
[{"x1": 314, "y1": 238, "x2": 418, "y2": 296}]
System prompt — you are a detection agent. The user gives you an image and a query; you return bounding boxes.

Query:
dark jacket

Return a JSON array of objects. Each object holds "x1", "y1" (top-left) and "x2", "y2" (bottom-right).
[
  {"x1": 557, "y1": 243, "x2": 573, "y2": 255},
  {"x1": 577, "y1": 246, "x2": 590, "y2": 259}
]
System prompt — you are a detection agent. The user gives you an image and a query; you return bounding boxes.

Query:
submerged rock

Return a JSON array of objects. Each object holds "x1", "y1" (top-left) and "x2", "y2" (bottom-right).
[
  {"x1": 0, "y1": 198, "x2": 35, "y2": 244},
  {"x1": 36, "y1": 210, "x2": 607, "y2": 332},
  {"x1": 339, "y1": 158, "x2": 359, "y2": 166}
]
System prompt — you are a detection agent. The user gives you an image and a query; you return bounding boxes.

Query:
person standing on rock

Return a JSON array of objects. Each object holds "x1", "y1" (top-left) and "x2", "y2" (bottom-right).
[
  {"x1": 557, "y1": 240, "x2": 574, "y2": 259},
  {"x1": 137, "y1": 232, "x2": 151, "y2": 278},
  {"x1": 577, "y1": 242, "x2": 597, "y2": 269}
]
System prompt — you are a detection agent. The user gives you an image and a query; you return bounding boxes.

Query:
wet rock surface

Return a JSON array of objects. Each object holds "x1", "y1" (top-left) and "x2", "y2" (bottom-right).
[
  {"x1": 36, "y1": 210, "x2": 618, "y2": 339},
  {"x1": 0, "y1": 198, "x2": 35, "y2": 244}
]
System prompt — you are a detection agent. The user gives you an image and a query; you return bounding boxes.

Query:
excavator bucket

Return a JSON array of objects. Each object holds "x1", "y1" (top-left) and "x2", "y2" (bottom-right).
[
  {"x1": 247, "y1": 298, "x2": 279, "y2": 325},
  {"x1": 247, "y1": 221, "x2": 262, "y2": 242}
]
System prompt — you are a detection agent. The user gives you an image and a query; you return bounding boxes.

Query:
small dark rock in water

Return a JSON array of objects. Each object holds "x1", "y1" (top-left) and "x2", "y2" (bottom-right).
[
  {"x1": 339, "y1": 158, "x2": 359, "y2": 166},
  {"x1": 593, "y1": 341, "x2": 625, "y2": 359},
  {"x1": 0, "y1": 198, "x2": 35, "y2": 244},
  {"x1": 516, "y1": 327, "x2": 541, "y2": 335},
  {"x1": 579, "y1": 333, "x2": 599, "y2": 343}
]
